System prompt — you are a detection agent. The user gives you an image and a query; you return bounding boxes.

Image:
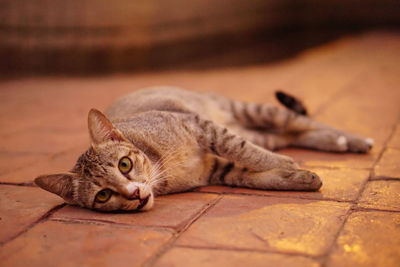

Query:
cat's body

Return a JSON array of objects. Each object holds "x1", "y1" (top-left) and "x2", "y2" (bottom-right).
[
  {"x1": 104, "y1": 87, "x2": 236, "y2": 195},
  {"x1": 105, "y1": 87, "x2": 295, "y2": 196},
  {"x1": 35, "y1": 87, "x2": 373, "y2": 211}
]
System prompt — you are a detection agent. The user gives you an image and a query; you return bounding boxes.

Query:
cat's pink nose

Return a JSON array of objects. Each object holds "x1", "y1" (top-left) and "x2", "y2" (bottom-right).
[{"x1": 129, "y1": 188, "x2": 140, "y2": 199}]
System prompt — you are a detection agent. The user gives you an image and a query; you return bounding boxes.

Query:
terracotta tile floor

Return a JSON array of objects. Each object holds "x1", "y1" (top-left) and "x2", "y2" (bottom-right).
[{"x1": 1, "y1": 32, "x2": 399, "y2": 267}]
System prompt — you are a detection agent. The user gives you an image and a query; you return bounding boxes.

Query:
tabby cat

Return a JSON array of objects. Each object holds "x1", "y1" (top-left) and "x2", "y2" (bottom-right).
[{"x1": 35, "y1": 87, "x2": 373, "y2": 211}]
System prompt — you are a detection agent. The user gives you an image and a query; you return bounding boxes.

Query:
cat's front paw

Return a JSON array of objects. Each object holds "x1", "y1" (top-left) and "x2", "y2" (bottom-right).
[
  {"x1": 273, "y1": 154, "x2": 299, "y2": 170},
  {"x1": 287, "y1": 169, "x2": 322, "y2": 191}
]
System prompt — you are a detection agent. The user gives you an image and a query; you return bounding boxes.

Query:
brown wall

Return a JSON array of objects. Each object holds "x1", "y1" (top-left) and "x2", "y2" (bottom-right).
[{"x1": 1, "y1": 0, "x2": 399, "y2": 75}]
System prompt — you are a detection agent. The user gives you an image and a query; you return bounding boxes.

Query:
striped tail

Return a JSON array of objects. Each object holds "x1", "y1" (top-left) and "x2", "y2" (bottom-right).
[{"x1": 275, "y1": 90, "x2": 308, "y2": 116}]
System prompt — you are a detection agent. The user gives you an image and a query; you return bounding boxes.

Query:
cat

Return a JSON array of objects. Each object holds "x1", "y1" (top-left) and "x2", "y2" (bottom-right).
[{"x1": 35, "y1": 87, "x2": 373, "y2": 211}]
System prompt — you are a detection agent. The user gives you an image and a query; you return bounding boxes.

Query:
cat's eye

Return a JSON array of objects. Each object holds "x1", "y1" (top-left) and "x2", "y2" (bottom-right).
[
  {"x1": 118, "y1": 157, "x2": 133, "y2": 174},
  {"x1": 95, "y1": 189, "x2": 113, "y2": 203}
]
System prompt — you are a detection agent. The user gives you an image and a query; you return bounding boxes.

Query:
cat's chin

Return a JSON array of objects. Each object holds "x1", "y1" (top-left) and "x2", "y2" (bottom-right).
[
  {"x1": 118, "y1": 194, "x2": 155, "y2": 212},
  {"x1": 136, "y1": 194, "x2": 154, "y2": 211}
]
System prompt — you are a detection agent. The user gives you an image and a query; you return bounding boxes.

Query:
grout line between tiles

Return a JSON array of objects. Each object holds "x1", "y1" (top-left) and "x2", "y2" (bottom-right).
[
  {"x1": 142, "y1": 195, "x2": 224, "y2": 267},
  {"x1": 49, "y1": 217, "x2": 177, "y2": 233},
  {"x1": 174, "y1": 244, "x2": 321, "y2": 260},
  {"x1": 0, "y1": 203, "x2": 66, "y2": 247},
  {"x1": 319, "y1": 119, "x2": 398, "y2": 266},
  {"x1": 191, "y1": 190, "x2": 354, "y2": 204},
  {"x1": 0, "y1": 181, "x2": 35, "y2": 187}
]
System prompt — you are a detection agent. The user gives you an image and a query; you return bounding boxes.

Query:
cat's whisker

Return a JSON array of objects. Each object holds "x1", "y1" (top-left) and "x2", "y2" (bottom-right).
[
  {"x1": 155, "y1": 152, "x2": 180, "y2": 172},
  {"x1": 153, "y1": 160, "x2": 186, "y2": 178},
  {"x1": 149, "y1": 168, "x2": 183, "y2": 185},
  {"x1": 147, "y1": 149, "x2": 185, "y2": 187},
  {"x1": 149, "y1": 177, "x2": 168, "y2": 186},
  {"x1": 147, "y1": 149, "x2": 180, "y2": 181},
  {"x1": 147, "y1": 160, "x2": 186, "y2": 187},
  {"x1": 148, "y1": 174, "x2": 176, "y2": 187}
]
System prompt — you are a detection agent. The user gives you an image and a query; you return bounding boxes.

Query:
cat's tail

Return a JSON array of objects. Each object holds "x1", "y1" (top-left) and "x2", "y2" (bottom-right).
[{"x1": 275, "y1": 90, "x2": 308, "y2": 116}]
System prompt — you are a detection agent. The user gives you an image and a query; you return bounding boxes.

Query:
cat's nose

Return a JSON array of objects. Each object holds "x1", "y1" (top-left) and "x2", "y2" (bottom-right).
[{"x1": 129, "y1": 188, "x2": 140, "y2": 200}]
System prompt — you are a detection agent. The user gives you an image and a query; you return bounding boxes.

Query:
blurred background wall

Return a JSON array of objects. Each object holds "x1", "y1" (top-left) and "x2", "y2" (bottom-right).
[{"x1": 0, "y1": 0, "x2": 399, "y2": 76}]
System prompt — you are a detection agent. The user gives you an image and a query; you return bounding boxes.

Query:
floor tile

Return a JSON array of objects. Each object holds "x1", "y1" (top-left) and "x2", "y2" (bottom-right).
[
  {"x1": 0, "y1": 220, "x2": 172, "y2": 267},
  {"x1": 177, "y1": 195, "x2": 350, "y2": 256},
  {"x1": 358, "y1": 180, "x2": 400, "y2": 211},
  {"x1": 0, "y1": 185, "x2": 62, "y2": 244},
  {"x1": 52, "y1": 192, "x2": 218, "y2": 230},
  {"x1": 155, "y1": 247, "x2": 319, "y2": 267},
  {"x1": 326, "y1": 211, "x2": 400, "y2": 267}
]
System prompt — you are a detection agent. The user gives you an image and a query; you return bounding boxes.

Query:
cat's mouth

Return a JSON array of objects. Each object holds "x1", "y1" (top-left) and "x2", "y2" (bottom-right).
[{"x1": 137, "y1": 195, "x2": 150, "y2": 210}]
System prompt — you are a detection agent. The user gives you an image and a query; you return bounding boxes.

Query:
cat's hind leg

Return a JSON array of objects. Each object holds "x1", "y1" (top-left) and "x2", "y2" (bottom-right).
[
  {"x1": 238, "y1": 125, "x2": 373, "y2": 153},
  {"x1": 226, "y1": 99, "x2": 373, "y2": 153},
  {"x1": 292, "y1": 129, "x2": 373, "y2": 153}
]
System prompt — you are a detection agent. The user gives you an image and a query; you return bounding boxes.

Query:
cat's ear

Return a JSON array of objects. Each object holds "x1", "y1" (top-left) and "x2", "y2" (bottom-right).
[
  {"x1": 88, "y1": 108, "x2": 127, "y2": 145},
  {"x1": 34, "y1": 173, "x2": 76, "y2": 204}
]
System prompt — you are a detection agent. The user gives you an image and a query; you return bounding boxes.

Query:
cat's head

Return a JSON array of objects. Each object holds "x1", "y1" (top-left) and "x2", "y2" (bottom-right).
[{"x1": 35, "y1": 109, "x2": 155, "y2": 212}]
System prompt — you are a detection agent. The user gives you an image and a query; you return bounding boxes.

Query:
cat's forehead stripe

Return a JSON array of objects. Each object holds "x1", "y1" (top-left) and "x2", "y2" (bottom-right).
[
  {"x1": 129, "y1": 138, "x2": 161, "y2": 163},
  {"x1": 72, "y1": 149, "x2": 110, "y2": 176},
  {"x1": 91, "y1": 179, "x2": 102, "y2": 187},
  {"x1": 107, "y1": 162, "x2": 115, "y2": 167}
]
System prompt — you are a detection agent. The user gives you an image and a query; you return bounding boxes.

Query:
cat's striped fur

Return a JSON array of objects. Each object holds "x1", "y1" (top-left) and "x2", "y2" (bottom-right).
[{"x1": 35, "y1": 87, "x2": 373, "y2": 211}]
